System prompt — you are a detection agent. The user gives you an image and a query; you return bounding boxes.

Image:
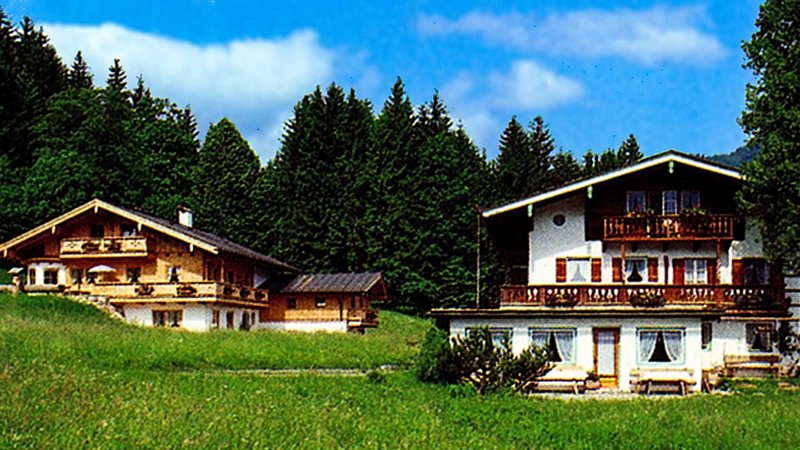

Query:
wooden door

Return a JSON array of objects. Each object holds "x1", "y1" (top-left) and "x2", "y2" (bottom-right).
[{"x1": 593, "y1": 328, "x2": 619, "y2": 388}]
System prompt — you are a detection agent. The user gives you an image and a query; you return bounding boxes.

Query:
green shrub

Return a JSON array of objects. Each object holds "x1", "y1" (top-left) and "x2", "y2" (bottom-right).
[{"x1": 417, "y1": 326, "x2": 552, "y2": 395}]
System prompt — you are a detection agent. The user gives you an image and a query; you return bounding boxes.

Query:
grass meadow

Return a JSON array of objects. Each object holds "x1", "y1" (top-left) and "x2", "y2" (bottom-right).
[{"x1": 2, "y1": 294, "x2": 800, "y2": 448}]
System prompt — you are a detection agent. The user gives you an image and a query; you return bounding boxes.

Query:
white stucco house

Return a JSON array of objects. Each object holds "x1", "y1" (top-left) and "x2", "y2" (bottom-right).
[{"x1": 431, "y1": 151, "x2": 798, "y2": 393}]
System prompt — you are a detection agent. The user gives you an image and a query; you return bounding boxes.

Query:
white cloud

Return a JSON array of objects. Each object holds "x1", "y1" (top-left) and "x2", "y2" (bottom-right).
[
  {"x1": 440, "y1": 60, "x2": 582, "y2": 153},
  {"x1": 42, "y1": 22, "x2": 365, "y2": 161},
  {"x1": 418, "y1": 5, "x2": 726, "y2": 65}
]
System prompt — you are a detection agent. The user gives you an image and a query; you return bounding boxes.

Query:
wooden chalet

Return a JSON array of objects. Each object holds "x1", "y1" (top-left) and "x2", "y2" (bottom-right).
[
  {"x1": 431, "y1": 151, "x2": 798, "y2": 393},
  {"x1": 0, "y1": 199, "x2": 384, "y2": 332}
]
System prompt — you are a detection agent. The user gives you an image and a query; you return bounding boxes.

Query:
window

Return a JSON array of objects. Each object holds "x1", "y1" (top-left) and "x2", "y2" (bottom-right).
[
  {"x1": 746, "y1": 323, "x2": 774, "y2": 353},
  {"x1": 211, "y1": 310, "x2": 220, "y2": 329},
  {"x1": 207, "y1": 265, "x2": 221, "y2": 282},
  {"x1": 702, "y1": 321, "x2": 712, "y2": 350},
  {"x1": 121, "y1": 224, "x2": 137, "y2": 237},
  {"x1": 627, "y1": 191, "x2": 646, "y2": 213},
  {"x1": 86, "y1": 272, "x2": 97, "y2": 284},
  {"x1": 466, "y1": 327, "x2": 513, "y2": 348},
  {"x1": 43, "y1": 269, "x2": 58, "y2": 285},
  {"x1": 624, "y1": 258, "x2": 647, "y2": 283},
  {"x1": 226, "y1": 271, "x2": 235, "y2": 284},
  {"x1": 89, "y1": 224, "x2": 105, "y2": 238},
  {"x1": 315, "y1": 298, "x2": 326, "y2": 308},
  {"x1": 552, "y1": 214, "x2": 566, "y2": 226},
  {"x1": 226, "y1": 311, "x2": 235, "y2": 329},
  {"x1": 684, "y1": 259, "x2": 708, "y2": 284},
  {"x1": 744, "y1": 259, "x2": 769, "y2": 285},
  {"x1": 681, "y1": 190, "x2": 700, "y2": 211},
  {"x1": 168, "y1": 266, "x2": 181, "y2": 282},
  {"x1": 566, "y1": 258, "x2": 590, "y2": 283},
  {"x1": 153, "y1": 310, "x2": 182, "y2": 328},
  {"x1": 663, "y1": 190, "x2": 678, "y2": 215},
  {"x1": 287, "y1": 298, "x2": 297, "y2": 309},
  {"x1": 638, "y1": 329, "x2": 684, "y2": 364},
  {"x1": 530, "y1": 329, "x2": 576, "y2": 363},
  {"x1": 71, "y1": 268, "x2": 83, "y2": 285},
  {"x1": 126, "y1": 267, "x2": 141, "y2": 283},
  {"x1": 28, "y1": 268, "x2": 36, "y2": 285}
]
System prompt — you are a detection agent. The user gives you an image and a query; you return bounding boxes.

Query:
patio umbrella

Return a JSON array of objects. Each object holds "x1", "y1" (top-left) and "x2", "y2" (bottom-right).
[{"x1": 87, "y1": 265, "x2": 117, "y2": 273}]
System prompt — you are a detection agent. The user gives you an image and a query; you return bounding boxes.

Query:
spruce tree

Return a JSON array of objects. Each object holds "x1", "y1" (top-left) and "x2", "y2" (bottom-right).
[
  {"x1": 67, "y1": 51, "x2": 93, "y2": 89},
  {"x1": 738, "y1": 0, "x2": 800, "y2": 271},
  {"x1": 617, "y1": 133, "x2": 642, "y2": 166},
  {"x1": 495, "y1": 116, "x2": 531, "y2": 202},
  {"x1": 190, "y1": 118, "x2": 260, "y2": 243}
]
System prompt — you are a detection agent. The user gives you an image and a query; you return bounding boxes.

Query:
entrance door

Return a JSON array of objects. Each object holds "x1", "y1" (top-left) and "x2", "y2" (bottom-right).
[{"x1": 593, "y1": 328, "x2": 619, "y2": 388}]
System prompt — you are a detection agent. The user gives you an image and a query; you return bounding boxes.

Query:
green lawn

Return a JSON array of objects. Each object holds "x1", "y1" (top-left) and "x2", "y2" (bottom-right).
[{"x1": 1, "y1": 294, "x2": 800, "y2": 448}]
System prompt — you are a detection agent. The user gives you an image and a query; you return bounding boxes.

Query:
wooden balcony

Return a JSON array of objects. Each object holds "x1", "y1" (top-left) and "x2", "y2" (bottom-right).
[
  {"x1": 86, "y1": 281, "x2": 268, "y2": 306},
  {"x1": 60, "y1": 237, "x2": 148, "y2": 258},
  {"x1": 348, "y1": 309, "x2": 379, "y2": 329},
  {"x1": 499, "y1": 284, "x2": 785, "y2": 310},
  {"x1": 603, "y1": 214, "x2": 734, "y2": 241}
]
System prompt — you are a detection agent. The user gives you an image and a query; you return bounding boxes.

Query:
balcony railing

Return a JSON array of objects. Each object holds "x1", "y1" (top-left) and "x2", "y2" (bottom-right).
[
  {"x1": 87, "y1": 281, "x2": 268, "y2": 305},
  {"x1": 499, "y1": 284, "x2": 785, "y2": 310},
  {"x1": 60, "y1": 237, "x2": 148, "y2": 257},
  {"x1": 603, "y1": 214, "x2": 734, "y2": 241},
  {"x1": 347, "y1": 309, "x2": 380, "y2": 328}
]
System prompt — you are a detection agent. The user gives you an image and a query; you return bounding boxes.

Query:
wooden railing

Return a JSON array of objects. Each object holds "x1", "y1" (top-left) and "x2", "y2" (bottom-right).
[
  {"x1": 499, "y1": 284, "x2": 785, "y2": 309},
  {"x1": 348, "y1": 309, "x2": 380, "y2": 328},
  {"x1": 603, "y1": 214, "x2": 734, "y2": 241},
  {"x1": 88, "y1": 281, "x2": 268, "y2": 304},
  {"x1": 60, "y1": 237, "x2": 148, "y2": 257}
]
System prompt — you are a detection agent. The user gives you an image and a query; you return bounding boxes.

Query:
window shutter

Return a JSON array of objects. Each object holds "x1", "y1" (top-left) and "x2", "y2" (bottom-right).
[
  {"x1": 591, "y1": 258, "x2": 602, "y2": 282},
  {"x1": 556, "y1": 258, "x2": 567, "y2": 283},
  {"x1": 612, "y1": 258, "x2": 622, "y2": 282},
  {"x1": 706, "y1": 258, "x2": 718, "y2": 285},
  {"x1": 648, "y1": 258, "x2": 659, "y2": 283},
  {"x1": 673, "y1": 259, "x2": 685, "y2": 285},
  {"x1": 732, "y1": 260, "x2": 744, "y2": 285}
]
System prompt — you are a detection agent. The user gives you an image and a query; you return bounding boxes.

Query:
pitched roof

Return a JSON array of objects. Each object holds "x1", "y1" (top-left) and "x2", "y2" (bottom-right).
[
  {"x1": 281, "y1": 272, "x2": 385, "y2": 295},
  {"x1": 482, "y1": 150, "x2": 742, "y2": 218},
  {"x1": 0, "y1": 199, "x2": 299, "y2": 272}
]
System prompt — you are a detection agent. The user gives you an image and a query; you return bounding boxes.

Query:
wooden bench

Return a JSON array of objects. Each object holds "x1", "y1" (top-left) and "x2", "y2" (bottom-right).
[
  {"x1": 723, "y1": 354, "x2": 780, "y2": 377},
  {"x1": 631, "y1": 369, "x2": 695, "y2": 395},
  {"x1": 536, "y1": 367, "x2": 589, "y2": 394}
]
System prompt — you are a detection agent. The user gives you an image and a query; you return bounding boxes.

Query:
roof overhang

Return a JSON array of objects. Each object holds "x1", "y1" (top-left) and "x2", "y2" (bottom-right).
[
  {"x1": 1, "y1": 199, "x2": 218, "y2": 258},
  {"x1": 482, "y1": 151, "x2": 742, "y2": 218},
  {"x1": 429, "y1": 306, "x2": 727, "y2": 319}
]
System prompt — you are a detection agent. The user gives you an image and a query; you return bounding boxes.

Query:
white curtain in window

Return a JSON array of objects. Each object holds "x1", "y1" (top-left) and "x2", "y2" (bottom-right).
[
  {"x1": 639, "y1": 331, "x2": 658, "y2": 362},
  {"x1": 530, "y1": 331, "x2": 548, "y2": 348},
  {"x1": 663, "y1": 332, "x2": 683, "y2": 362},
  {"x1": 554, "y1": 331, "x2": 574, "y2": 362}
]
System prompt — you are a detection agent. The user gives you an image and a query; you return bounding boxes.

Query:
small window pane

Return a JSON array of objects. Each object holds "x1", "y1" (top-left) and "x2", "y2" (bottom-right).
[
  {"x1": 627, "y1": 191, "x2": 646, "y2": 213},
  {"x1": 701, "y1": 322, "x2": 712, "y2": 350},
  {"x1": 744, "y1": 260, "x2": 768, "y2": 285},
  {"x1": 567, "y1": 258, "x2": 590, "y2": 283},
  {"x1": 43, "y1": 270, "x2": 58, "y2": 285},
  {"x1": 746, "y1": 323, "x2": 773, "y2": 353},
  {"x1": 681, "y1": 191, "x2": 700, "y2": 211},
  {"x1": 663, "y1": 191, "x2": 677, "y2": 214},
  {"x1": 624, "y1": 259, "x2": 647, "y2": 283}
]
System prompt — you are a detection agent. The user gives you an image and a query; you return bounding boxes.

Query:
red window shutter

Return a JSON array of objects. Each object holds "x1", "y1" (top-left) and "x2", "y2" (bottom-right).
[
  {"x1": 556, "y1": 258, "x2": 567, "y2": 283},
  {"x1": 706, "y1": 258, "x2": 718, "y2": 285},
  {"x1": 732, "y1": 260, "x2": 744, "y2": 285},
  {"x1": 591, "y1": 258, "x2": 602, "y2": 282},
  {"x1": 673, "y1": 259, "x2": 685, "y2": 285},
  {"x1": 648, "y1": 258, "x2": 659, "y2": 283},
  {"x1": 612, "y1": 258, "x2": 622, "y2": 283}
]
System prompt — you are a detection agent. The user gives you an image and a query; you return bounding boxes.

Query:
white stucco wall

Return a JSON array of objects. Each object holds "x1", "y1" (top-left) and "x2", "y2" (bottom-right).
[
  {"x1": 27, "y1": 262, "x2": 67, "y2": 286},
  {"x1": 450, "y1": 316, "x2": 702, "y2": 391},
  {"x1": 122, "y1": 304, "x2": 259, "y2": 332},
  {"x1": 530, "y1": 195, "x2": 601, "y2": 284}
]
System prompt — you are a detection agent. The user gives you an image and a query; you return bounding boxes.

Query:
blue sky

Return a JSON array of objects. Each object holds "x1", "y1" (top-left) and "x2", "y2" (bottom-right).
[{"x1": 4, "y1": 0, "x2": 762, "y2": 162}]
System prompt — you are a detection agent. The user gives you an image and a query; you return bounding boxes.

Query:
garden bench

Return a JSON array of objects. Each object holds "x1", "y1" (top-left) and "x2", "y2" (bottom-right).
[
  {"x1": 631, "y1": 369, "x2": 695, "y2": 395},
  {"x1": 723, "y1": 354, "x2": 779, "y2": 377},
  {"x1": 536, "y1": 366, "x2": 588, "y2": 394}
]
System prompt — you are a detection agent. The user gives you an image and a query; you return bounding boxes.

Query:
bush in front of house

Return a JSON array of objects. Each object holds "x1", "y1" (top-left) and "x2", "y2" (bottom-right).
[{"x1": 417, "y1": 326, "x2": 552, "y2": 395}]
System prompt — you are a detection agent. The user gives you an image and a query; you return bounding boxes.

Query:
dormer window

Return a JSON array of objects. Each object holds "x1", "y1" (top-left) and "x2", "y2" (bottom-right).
[{"x1": 627, "y1": 191, "x2": 646, "y2": 213}]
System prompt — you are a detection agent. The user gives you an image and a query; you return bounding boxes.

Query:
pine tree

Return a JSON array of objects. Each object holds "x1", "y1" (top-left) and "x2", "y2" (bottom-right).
[
  {"x1": 617, "y1": 133, "x2": 642, "y2": 166},
  {"x1": 190, "y1": 118, "x2": 260, "y2": 243},
  {"x1": 495, "y1": 116, "x2": 531, "y2": 202},
  {"x1": 527, "y1": 115, "x2": 555, "y2": 191},
  {"x1": 67, "y1": 51, "x2": 93, "y2": 89},
  {"x1": 548, "y1": 151, "x2": 583, "y2": 187},
  {"x1": 738, "y1": 0, "x2": 800, "y2": 271}
]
